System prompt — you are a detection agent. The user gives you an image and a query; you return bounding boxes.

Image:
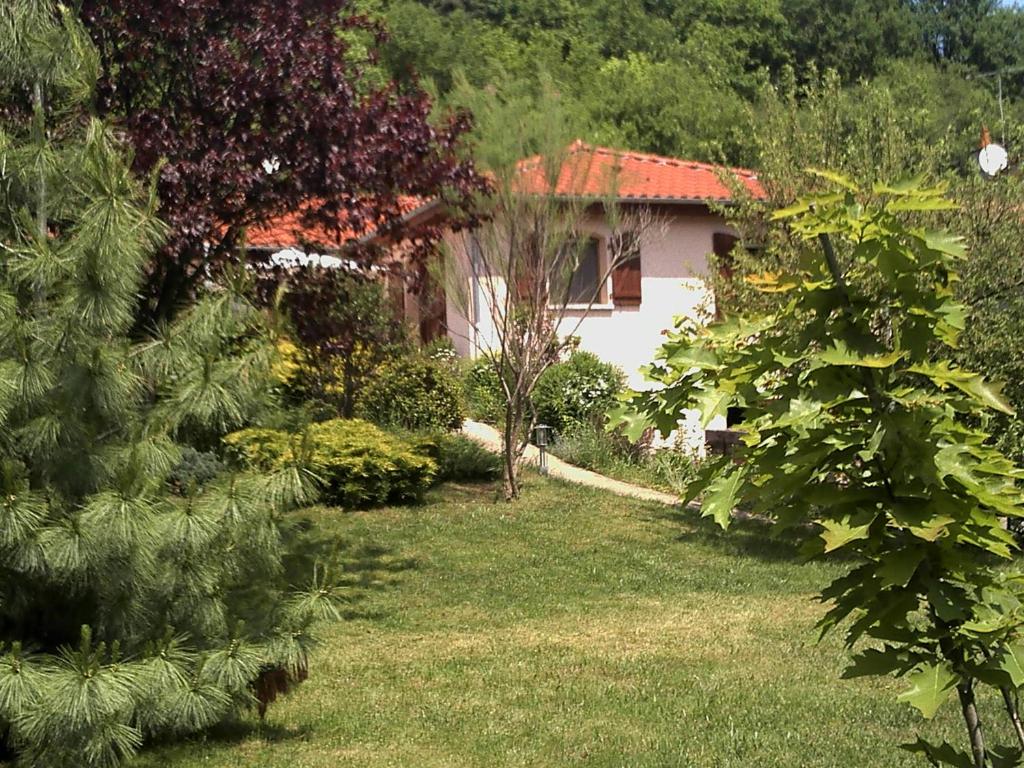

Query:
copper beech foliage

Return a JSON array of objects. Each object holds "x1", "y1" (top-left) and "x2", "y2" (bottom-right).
[
  {"x1": 79, "y1": 0, "x2": 487, "y2": 328},
  {"x1": 617, "y1": 175, "x2": 1024, "y2": 767}
]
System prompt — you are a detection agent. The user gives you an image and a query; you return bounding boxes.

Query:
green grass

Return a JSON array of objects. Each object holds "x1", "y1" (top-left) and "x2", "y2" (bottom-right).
[
  {"x1": 136, "y1": 475, "x2": 996, "y2": 768},
  {"x1": 548, "y1": 425, "x2": 698, "y2": 495}
]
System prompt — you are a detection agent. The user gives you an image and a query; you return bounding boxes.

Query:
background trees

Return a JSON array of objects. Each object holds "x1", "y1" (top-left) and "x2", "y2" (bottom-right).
[
  {"x1": 77, "y1": 0, "x2": 485, "y2": 331},
  {"x1": 950, "y1": 174, "x2": 1024, "y2": 465},
  {"x1": 372, "y1": 0, "x2": 1024, "y2": 167}
]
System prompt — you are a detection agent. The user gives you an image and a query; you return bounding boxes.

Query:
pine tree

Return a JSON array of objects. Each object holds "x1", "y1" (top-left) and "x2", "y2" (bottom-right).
[{"x1": 0, "y1": 4, "x2": 338, "y2": 765}]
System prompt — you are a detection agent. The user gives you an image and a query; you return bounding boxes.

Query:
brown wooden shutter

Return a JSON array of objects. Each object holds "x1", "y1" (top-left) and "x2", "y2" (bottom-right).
[
  {"x1": 515, "y1": 269, "x2": 532, "y2": 301},
  {"x1": 712, "y1": 232, "x2": 739, "y2": 321},
  {"x1": 418, "y1": 271, "x2": 447, "y2": 343},
  {"x1": 611, "y1": 233, "x2": 642, "y2": 307}
]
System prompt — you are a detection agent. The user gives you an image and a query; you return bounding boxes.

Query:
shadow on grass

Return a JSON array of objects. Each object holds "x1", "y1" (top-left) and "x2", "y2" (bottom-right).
[
  {"x1": 423, "y1": 479, "x2": 507, "y2": 505},
  {"x1": 142, "y1": 717, "x2": 311, "y2": 755},
  {"x1": 651, "y1": 506, "x2": 821, "y2": 564},
  {"x1": 282, "y1": 515, "x2": 418, "y2": 622}
]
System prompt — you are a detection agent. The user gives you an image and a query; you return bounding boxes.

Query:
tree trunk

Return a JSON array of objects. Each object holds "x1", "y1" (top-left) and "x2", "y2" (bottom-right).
[
  {"x1": 958, "y1": 679, "x2": 989, "y2": 768},
  {"x1": 999, "y1": 684, "x2": 1024, "y2": 752},
  {"x1": 32, "y1": 81, "x2": 46, "y2": 240},
  {"x1": 502, "y1": 400, "x2": 520, "y2": 501}
]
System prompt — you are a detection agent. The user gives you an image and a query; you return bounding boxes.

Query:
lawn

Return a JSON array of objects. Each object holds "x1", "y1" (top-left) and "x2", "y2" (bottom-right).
[{"x1": 136, "y1": 475, "x2": 991, "y2": 768}]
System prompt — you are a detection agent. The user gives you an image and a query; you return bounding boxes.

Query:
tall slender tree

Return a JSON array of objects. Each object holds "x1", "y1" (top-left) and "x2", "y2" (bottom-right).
[
  {"x1": 443, "y1": 81, "x2": 662, "y2": 499},
  {"x1": 619, "y1": 176, "x2": 1024, "y2": 767}
]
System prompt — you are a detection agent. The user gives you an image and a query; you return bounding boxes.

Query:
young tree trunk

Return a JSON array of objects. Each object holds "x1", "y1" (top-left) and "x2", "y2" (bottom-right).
[
  {"x1": 502, "y1": 399, "x2": 520, "y2": 501},
  {"x1": 958, "y1": 679, "x2": 989, "y2": 768},
  {"x1": 32, "y1": 81, "x2": 46, "y2": 239},
  {"x1": 999, "y1": 684, "x2": 1024, "y2": 752}
]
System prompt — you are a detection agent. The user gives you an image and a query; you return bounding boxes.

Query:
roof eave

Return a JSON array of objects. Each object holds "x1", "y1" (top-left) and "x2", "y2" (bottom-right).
[
  {"x1": 612, "y1": 196, "x2": 742, "y2": 206},
  {"x1": 357, "y1": 198, "x2": 445, "y2": 245}
]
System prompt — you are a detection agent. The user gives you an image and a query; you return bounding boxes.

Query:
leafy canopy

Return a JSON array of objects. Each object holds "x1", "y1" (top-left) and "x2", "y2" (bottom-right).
[{"x1": 78, "y1": 0, "x2": 486, "y2": 328}]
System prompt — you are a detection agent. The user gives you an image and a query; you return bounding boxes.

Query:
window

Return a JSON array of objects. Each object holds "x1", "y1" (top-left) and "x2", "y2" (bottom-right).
[{"x1": 566, "y1": 238, "x2": 601, "y2": 304}]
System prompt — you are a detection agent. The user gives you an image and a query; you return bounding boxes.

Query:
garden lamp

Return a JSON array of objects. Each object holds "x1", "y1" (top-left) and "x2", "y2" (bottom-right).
[{"x1": 534, "y1": 424, "x2": 551, "y2": 476}]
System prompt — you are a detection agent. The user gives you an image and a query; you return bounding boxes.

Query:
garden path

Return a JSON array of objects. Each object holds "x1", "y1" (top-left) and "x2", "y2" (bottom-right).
[{"x1": 460, "y1": 420, "x2": 686, "y2": 507}]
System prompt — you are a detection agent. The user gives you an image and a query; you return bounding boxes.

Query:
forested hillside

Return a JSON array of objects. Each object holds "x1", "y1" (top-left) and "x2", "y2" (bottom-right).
[{"x1": 373, "y1": 0, "x2": 1024, "y2": 170}]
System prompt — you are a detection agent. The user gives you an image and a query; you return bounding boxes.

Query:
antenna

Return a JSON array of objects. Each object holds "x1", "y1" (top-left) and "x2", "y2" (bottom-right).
[{"x1": 967, "y1": 65, "x2": 1024, "y2": 146}]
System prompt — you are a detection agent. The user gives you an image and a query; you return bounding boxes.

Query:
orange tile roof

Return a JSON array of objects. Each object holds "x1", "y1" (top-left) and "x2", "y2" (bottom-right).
[
  {"x1": 245, "y1": 196, "x2": 426, "y2": 251},
  {"x1": 246, "y1": 143, "x2": 764, "y2": 250},
  {"x1": 514, "y1": 141, "x2": 765, "y2": 202}
]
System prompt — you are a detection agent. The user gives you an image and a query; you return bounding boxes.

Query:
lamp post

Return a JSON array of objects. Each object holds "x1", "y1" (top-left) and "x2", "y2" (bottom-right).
[{"x1": 534, "y1": 424, "x2": 552, "y2": 476}]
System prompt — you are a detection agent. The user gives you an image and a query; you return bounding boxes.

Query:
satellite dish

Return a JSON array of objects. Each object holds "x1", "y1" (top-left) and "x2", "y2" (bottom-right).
[
  {"x1": 977, "y1": 126, "x2": 1009, "y2": 177},
  {"x1": 979, "y1": 143, "x2": 1009, "y2": 177}
]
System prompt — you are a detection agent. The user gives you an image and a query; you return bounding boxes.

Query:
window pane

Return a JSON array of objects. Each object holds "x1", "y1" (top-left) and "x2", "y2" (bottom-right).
[{"x1": 568, "y1": 239, "x2": 599, "y2": 303}]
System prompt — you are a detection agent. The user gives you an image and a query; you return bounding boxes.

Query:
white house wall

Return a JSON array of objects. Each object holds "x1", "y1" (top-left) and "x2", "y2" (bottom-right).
[
  {"x1": 558, "y1": 209, "x2": 722, "y2": 389},
  {"x1": 444, "y1": 207, "x2": 727, "y2": 388}
]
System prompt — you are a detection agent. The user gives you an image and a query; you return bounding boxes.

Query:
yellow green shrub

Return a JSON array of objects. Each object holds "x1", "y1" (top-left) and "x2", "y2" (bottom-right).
[{"x1": 224, "y1": 419, "x2": 436, "y2": 507}]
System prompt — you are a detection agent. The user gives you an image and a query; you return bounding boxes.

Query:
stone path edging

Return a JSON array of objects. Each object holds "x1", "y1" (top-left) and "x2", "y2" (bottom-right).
[{"x1": 460, "y1": 420, "x2": 685, "y2": 507}]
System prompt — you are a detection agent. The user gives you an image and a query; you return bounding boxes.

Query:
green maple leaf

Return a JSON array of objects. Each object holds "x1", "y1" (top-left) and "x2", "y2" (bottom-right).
[
  {"x1": 901, "y1": 738, "x2": 973, "y2": 768},
  {"x1": 922, "y1": 229, "x2": 968, "y2": 258},
  {"x1": 820, "y1": 514, "x2": 875, "y2": 553},
  {"x1": 897, "y1": 662, "x2": 958, "y2": 719},
  {"x1": 606, "y1": 404, "x2": 650, "y2": 443},
  {"x1": 997, "y1": 642, "x2": 1024, "y2": 688},
  {"x1": 907, "y1": 361, "x2": 1015, "y2": 415},
  {"x1": 694, "y1": 387, "x2": 731, "y2": 429},
  {"x1": 817, "y1": 345, "x2": 904, "y2": 369},
  {"x1": 701, "y1": 468, "x2": 746, "y2": 529},
  {"x1": 806, "y1": 168, "x2": 857, "y2": 191},
  {"x1": 877, "y1": 548, "x2": 924, "y2": 588},
  {"x1": 842, "y1": 647, "x2": 913, "y2": 679}
]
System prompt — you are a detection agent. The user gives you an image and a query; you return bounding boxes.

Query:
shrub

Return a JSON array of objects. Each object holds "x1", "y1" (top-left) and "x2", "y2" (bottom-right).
[
  {"x1": 532, "y1": 351, "x2": 625, "y2": 433},
  {"x1": 225, "y1": 419, "x2": 437, "y2": 507},
  {"x1": 263, "y1": 264, "x2": 409, "y2": 417},
  {"x1": 423, "y1": 336, "x2": 460, "y2": 368},
  {"x1": 168, "y1": 447, "x2": 226, "y2": 494},
  {"x1": 462, "y1": 357, "x2": 505, "y2": 424},
  {"x1": 551, "y1": 423, "x2": 641, "y2": 470},
  {"x1": 414, "y1": 432, "x2": 502, "y2": 483},
  {"x1": 357, "y1": 355, "x2": 464, "y2": 432}
]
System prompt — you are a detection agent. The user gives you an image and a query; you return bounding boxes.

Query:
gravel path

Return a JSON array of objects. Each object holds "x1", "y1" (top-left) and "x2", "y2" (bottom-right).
[{"x1": 460, "y1": 420, "x2": 683, "y2": 507}]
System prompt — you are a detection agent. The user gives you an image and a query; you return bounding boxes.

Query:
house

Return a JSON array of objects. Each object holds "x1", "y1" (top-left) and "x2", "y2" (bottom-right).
[
  {"x1": 249, "y1": 142, "x2": 765, "y2": 390},
  {"x1": 248, "y1": 142, "x2": 765, "y2": 448}
]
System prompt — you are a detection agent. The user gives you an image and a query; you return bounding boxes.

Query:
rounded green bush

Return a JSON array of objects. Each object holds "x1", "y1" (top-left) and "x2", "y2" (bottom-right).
[
  {"x1": 412, "y1": 432, "x2": 502, "y2": 483},
  {"x1": 532, "y1": 351, "x2": 624, "y2": 433},
  {"x1": 356, "y1": 356, "x2": 464, "y2": 432},
  {"x1": 224, "y1": 419, "x2": 437, "y2": 508}
]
